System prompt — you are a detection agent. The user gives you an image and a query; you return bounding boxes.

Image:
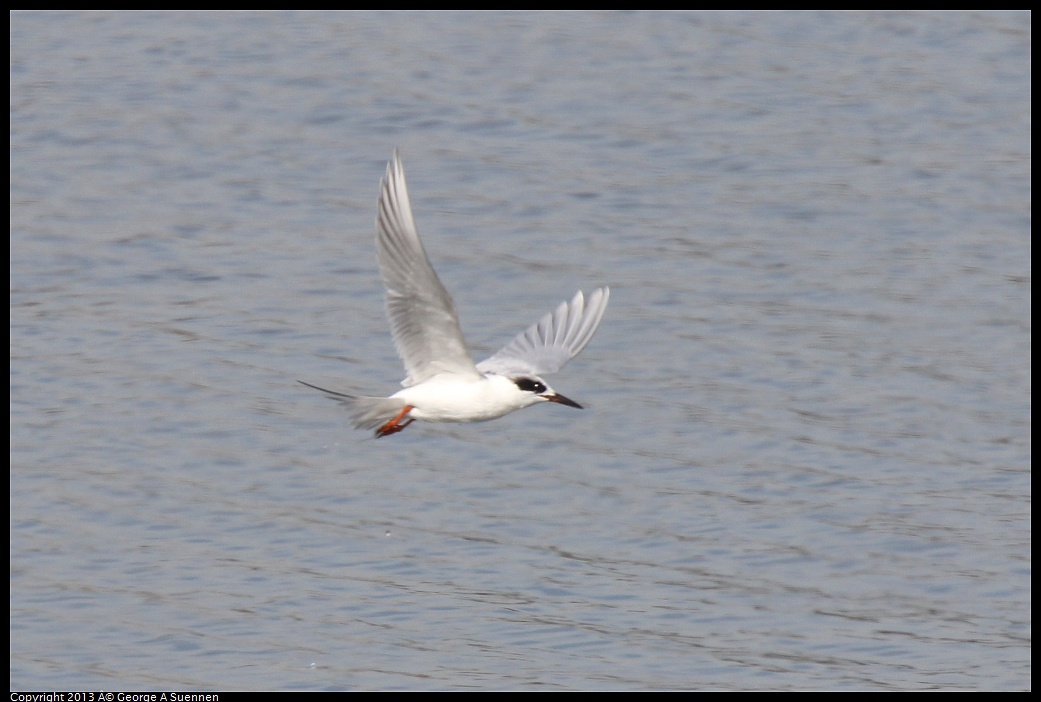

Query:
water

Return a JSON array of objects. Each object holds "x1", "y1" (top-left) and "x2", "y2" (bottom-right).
[{"x1": 10, "y1": 10, "x2": 1030, "y2": 690}]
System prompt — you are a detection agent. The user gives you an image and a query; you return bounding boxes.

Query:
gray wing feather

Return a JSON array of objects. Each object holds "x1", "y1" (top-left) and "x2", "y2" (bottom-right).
[
  {"x1": 476, "y1": 287, "x2": 609, "y2": 377},
  {"x1": 376, "y1": 151, "x2": 480, "y2": 386}
]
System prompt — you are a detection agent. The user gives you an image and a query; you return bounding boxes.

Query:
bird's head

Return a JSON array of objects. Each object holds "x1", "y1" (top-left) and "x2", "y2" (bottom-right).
[{"x1": 511, "y1": 376, "x2": 583, "y2": 410}]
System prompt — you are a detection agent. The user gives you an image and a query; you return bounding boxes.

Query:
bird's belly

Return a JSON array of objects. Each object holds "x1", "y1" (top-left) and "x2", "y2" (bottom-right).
[{"x1": 391, "y1": 379, "x2": 520, "y2": 423}]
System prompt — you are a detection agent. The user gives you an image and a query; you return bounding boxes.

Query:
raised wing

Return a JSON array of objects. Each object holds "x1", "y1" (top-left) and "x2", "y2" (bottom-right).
[
  {"x1": 476, "y1": 287, "x2": 609, "y2": 377},
  {"x1": 376, "y1": 150, "x2": 481, "y2": 386}
]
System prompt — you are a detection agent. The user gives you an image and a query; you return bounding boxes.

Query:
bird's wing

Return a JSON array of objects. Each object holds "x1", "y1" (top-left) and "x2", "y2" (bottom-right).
[
  {"x1": 376, "y1": 150, "x2": 481, "y2": 386},
  {"x1": 476, "y1": 287, "x2": 609, "y2": 377}
]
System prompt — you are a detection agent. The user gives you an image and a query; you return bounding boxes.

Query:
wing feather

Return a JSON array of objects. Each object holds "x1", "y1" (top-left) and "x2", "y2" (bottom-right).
[
  {"x1": 375, "y1": 151, "x2": 480, "y2": 386},
  {"x1": 476, "y1": 287, "x2": 609, "y2": 377}
]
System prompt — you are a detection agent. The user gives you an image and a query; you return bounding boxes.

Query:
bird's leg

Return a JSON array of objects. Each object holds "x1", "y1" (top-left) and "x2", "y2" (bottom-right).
[{"x1": 376, "y1": 405, "x2": 415, "y2": 438}]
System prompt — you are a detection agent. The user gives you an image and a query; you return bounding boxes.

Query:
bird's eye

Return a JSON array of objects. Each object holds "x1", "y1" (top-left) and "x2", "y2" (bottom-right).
[{"x1": 514, "y1": 377, "x2": 547, "y2": 394}]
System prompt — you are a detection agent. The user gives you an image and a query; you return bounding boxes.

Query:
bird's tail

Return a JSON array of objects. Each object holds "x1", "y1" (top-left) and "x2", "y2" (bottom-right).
[{"x1": 298, "y1": 381, "x2": 409, "y2": 432}]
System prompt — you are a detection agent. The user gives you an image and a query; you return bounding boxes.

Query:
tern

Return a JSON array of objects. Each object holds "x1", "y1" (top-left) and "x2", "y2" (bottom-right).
[{"x1": 301, "y1": 150, "x2": 609, "y2": 437}]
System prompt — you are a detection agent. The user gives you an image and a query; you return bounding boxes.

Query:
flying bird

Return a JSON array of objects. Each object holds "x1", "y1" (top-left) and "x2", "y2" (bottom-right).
[{"x1": 301, "y1": 151, "x2": 609, "y2": 437}]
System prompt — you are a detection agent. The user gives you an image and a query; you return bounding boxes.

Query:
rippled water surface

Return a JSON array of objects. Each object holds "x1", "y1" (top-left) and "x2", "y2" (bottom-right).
[{"x1": 10, "y1": 10, "x2": 1030, "y2": 690}]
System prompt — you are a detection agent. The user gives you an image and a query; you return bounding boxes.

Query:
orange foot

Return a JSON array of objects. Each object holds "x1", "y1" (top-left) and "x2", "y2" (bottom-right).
[{"x1": 376, "y1": 405, "x2": 415, "y2": 438}]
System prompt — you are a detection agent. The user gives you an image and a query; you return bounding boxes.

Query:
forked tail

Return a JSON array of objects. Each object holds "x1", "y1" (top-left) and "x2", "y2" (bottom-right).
[{"x1": 298, "y1": 381, "x2": 412, "y2": 435}]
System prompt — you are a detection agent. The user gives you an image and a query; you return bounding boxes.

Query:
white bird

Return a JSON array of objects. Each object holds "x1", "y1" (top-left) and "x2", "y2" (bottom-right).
[{"x1": 301, "y1": 150, "x2": 609, "y2": 438}]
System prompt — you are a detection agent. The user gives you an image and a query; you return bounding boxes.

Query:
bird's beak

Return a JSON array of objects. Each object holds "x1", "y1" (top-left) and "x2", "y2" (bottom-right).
[{"x1": 544, "y1": 392, "x2": 583, "y2": 409}]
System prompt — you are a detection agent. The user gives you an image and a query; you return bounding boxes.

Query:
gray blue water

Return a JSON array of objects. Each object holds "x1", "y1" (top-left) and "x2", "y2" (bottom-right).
[{"x1": 10, "y1": 10, "x2": 1030, "y2": 690}]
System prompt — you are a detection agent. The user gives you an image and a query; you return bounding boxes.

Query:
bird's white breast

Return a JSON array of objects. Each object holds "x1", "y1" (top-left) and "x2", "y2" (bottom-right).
[{"x1": 391, "y1": 373, "x2": 536, "y2": 423}]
